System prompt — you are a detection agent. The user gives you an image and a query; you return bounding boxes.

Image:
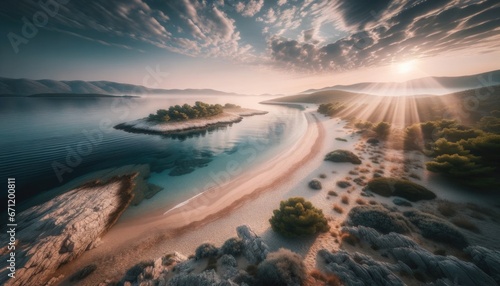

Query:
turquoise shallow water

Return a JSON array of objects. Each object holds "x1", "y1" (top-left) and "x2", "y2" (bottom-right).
[{"x1": 0, "y1": 95, "x2": 307, "y2": 212}]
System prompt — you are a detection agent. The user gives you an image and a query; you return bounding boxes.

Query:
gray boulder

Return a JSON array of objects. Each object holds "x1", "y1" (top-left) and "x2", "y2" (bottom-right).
[
  {"x1": 318, "y1": 249, "x2": 405, "y2": 286},
  {"x1": 236, "y1": 225, "x2": 269, "y2": 264},
  {"x1": 465, "y1": 245, "x2": 500, "y2": 284}
]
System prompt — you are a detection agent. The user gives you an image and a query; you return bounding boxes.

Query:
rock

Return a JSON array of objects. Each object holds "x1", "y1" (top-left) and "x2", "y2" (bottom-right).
[
  {"x1": 367, "y1": 138, "x2": 380, "y2": 145},
  {"x1": 393, "y1": 198, "x2": 412, "y2": 207},
  {"x1": 236, "y1": 225, "x2": 269, "y2": 264},
  {"x1": 318, "y1": 249, "x2": 405, "y2": 286},
  {"x1": 336, "y1": 180, "x2": 351, "y2": 188},
  {"x1": 308, "y1": 179, "x2": 322, "y2": 190},
  {"x1": 346, "y1": 205, "x2": 411, "y2": 234},
  {"x1": 0, "y1": 175, "x2": 137, "y2": 286},
  {"x1": 343, "y1": 226, "x2": 419, "y2": 250},
  {"x1": 403, "y1": 211, "x2": 468, "y2": 249},
  {"x1": 325, "y1": 226, "x2": 498, "y2": 286},
  {"x1": 464, "y1": 246, "x2": 500, "y2": 284},
  {"x1": 167, "y1": 269, "x2": 227, "y2": 286},
  {"x1": 325, "y1": 149, "x2": 362, "y2": 164},
  {"x1": 365, "y1": 177, "x2": 436, "y2": 202}
]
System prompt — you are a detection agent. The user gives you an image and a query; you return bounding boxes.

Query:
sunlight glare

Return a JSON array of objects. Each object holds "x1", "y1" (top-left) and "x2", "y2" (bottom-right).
[{"x1": 397, "y1": 60, "x2": 416, "y2": 73}]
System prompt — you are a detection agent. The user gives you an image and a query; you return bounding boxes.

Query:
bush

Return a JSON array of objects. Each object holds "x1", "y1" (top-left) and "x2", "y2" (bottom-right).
[
  {"x1": 325, "y1": 149, "x2": 362, "y2": 164},
  {"x1": 347, "y1": 205, "x2": 410, "y2": 234},
  {"x1": 373, "y1": 122, "x2": 391, "y2": 139},
  {"x1": 220, "y1": 237, "x2": 243, "y2": 256},
  {"x1": 404, "y1": 211, "x2": 468, "y2": 248},
  {"x1": 195, "y1": 243, "x2": 219, "y2": 260},
  {"x1": 318, "y1": 103, "x2": 345, "y2": 116},
  {"x1": 269, "y1": 197, "x2": 330, "y2": 237},
  {"x1": 257, "y1": 249, "x2": 306, "y2": 286},
  {"x1": 147, "y1": 101, "x2": 223, "y2": 122},
  {"x1": 366, "y1": 177, "x2": 436, "y2": 202},
  {"x1": 224, "y1": 103, "x2": 241, "y2": 108},
  {"x1": 122, "y1": 260, "x2": 154, "y2": 283},
  {"x1": 309, "y1": 179, "x2": 322, "y2": 190},
  {"x1": 70, "y1": 264, "x2": 97, "y2": 282},
  {"x1": 354, "y1": 121, "x2": 374, "y2": 130}
]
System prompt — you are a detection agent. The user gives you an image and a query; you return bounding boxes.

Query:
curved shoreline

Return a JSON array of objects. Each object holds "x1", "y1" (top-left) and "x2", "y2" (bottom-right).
[{"x1": 55, "y1": 110, "x2": 325, "y2": 283}]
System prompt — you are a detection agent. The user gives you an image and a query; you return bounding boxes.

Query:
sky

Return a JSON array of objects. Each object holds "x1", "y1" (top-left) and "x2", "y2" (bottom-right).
[{"x1": 0, "y1": 0, "x2": 499, "y2": 94}]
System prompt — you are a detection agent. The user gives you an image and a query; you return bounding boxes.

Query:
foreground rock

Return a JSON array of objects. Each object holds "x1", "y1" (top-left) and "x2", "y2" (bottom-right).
[
  {"x1": 0, "y1": 175, "x2": 138, "y2": 286},
  {"x1": 117, "y1": 225, "x2": 271, "y2": 286},
  {"x1": 324, "y1": 149, "x2": 362, "y2": 164},
  {"x1": 327, "y1": 226, "x2": 497, "y2": 286},
  {"x1": 365, "y1": 177, "x2": 436, "y2": 202}
]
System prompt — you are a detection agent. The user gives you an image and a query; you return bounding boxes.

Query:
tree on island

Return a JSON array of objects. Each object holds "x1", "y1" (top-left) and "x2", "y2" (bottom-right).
[
  {"x1": 269, "y1": 197, "x2": 330, "y2": 237},
  {"x1": 147, "y1": 101, "x2": 223, "y2": 122}
]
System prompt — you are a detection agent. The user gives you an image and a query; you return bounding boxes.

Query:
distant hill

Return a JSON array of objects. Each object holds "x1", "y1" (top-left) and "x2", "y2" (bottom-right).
[
  {"x1": 271, "y1": 83, "x2": 500, "y2": 126},
  {"x1": 0, "y1": 77, "x2": 236, "y2": 96},
  {"x1": 302, "y1": 69, "x2": 500, "y2": 96}
]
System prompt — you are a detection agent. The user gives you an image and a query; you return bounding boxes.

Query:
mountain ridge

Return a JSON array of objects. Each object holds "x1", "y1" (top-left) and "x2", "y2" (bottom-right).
[
  {"x1": 0, "y1": 77, "x2": 237, "y2": 96},
  {"x1": 302, "y1": 69, "x2": 500, "y2": 96}
]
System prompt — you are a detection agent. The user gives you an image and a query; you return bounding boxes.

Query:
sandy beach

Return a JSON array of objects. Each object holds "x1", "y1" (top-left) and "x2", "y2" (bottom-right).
[
  {"x1": 53, "y1": 107, "x2": 500, "y2": 285},
  {"x1": 54, "y1": 108, "x2": 326, "y2": 283}
]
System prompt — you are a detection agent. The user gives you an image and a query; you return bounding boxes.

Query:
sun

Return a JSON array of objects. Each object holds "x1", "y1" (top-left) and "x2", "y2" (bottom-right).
[{"x1": 397, "y1": 60, "x2": 416, "y2": 73}]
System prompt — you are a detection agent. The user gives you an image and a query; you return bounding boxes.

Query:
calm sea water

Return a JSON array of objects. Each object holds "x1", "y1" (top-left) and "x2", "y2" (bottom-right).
[{"x1": 0, "y1": 95, "x2": 307, "y2": 213}]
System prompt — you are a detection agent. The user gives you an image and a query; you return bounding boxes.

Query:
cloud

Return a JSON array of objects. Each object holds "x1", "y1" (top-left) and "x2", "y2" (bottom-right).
[
  {"x1": 1, "y1": 0, "x2": 253, "y2": 60},
  {"x1": 267, "y1": 0, "x2": 500, "y2": 72},
  {"x1": 235, "y1": 0, "x2": 264, "y2": 17}
]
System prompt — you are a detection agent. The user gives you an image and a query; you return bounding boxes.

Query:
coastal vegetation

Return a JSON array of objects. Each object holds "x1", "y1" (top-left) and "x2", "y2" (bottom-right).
[
  {"x1": 318, "y1": 102, "x2": 345, "y2": 116},
  {"x1": 256, "y1": 249, "x2": 306, "y2": 286},
  {"x1": 269, "y1": 197, "x2": 330, "y2": 237},
  {"x1": 366, "y1": 177, "x2": 436, "y2": 201},
  {"x1": 404, "y1": 115, "x2": 500, "y2": 188},
  {"x1": 147, "y1": 101, "x2": 224, "y2": 122}
]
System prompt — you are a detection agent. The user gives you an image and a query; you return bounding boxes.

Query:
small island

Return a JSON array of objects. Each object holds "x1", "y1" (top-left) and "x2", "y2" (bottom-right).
[{"x1": 115, "y1": 102, "x2": 268, "y2": 135}]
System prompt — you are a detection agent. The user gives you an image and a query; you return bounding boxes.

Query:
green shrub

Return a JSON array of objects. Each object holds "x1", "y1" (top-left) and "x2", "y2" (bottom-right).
[
  {"x1": 147, "y1": 101, "x2": 223, "y2": 122},
  {"x1": 318, "y1": 103, "x2": 345, "y2": 116},
  {"x1": 269, "y1": 197, "x2": 330, "y2": 237},
  {"x1": 366, "y1": 177, "x2": 436, "y2": 202},
  {"x1": 373, "y1": 122, "x2": 391, "y2": 138}
]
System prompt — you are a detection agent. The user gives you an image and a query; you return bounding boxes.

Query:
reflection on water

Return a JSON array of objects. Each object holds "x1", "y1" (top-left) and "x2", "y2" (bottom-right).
[{"x1": 0, "y1": 95, "x2": 307, "y2": 212}]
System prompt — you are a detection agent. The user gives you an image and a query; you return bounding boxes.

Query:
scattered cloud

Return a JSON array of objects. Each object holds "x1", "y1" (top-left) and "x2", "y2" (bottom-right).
[
  {"x1": 235, "y1": 0, "x2": 264, "y2": 17},
  {"x1": 268, "y1": 0, "x2": 500, "y2": 72}
]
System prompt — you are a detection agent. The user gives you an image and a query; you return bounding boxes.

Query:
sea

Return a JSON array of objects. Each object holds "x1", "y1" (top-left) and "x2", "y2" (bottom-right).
[{"x1": 0, "y1": 95, "x2": 307, "y2": 216}]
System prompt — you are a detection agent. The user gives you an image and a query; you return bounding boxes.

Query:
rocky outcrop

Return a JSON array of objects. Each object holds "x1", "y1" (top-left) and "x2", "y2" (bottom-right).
[
  {"x1": 0, "y1": 175, "x2": 137, "y2": 286},
  {"x1": 236, "y1": 225, "x2": 269, "y2": 264},
  {"x1": 318, "y1": 249, "x2": 405, "y2": 286},
  {"x1": 325, "y1": 149, "x2": 362, "y2": 164},
  {"x1": 326, "y1": 226, "x2": 498, "y2": 286},
  {"x1": 464, "y1": 246, "x2": 500, "y2": 284}
]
